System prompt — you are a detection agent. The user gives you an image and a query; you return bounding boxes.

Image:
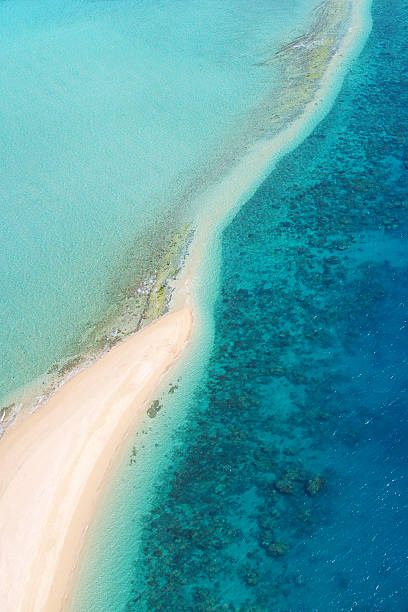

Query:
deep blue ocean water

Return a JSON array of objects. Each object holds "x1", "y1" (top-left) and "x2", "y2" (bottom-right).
[{"x1": 118, "y1": 0, "x2": 408, "y2": 609}]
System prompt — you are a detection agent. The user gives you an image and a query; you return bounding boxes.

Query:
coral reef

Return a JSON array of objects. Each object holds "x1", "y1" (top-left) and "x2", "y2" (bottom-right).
[
  {"x1": 123, "y1": 0, "x2": 408, "y2": 608},
  {"x1": 305, "y1": 475, "x2": 326, "y2": 496}
]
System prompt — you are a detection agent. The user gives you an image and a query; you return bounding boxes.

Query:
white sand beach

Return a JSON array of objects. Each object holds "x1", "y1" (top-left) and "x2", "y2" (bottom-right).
[{"x1": 0, "y1": 307, "x2": 192, "y2": 612}]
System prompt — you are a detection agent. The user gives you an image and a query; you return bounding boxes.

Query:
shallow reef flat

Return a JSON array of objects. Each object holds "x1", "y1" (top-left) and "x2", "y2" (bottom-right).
[
  {"x1": 0, "y1": 0, "x2": 324, "y2": 428},
  {"x1": 255, "y1": 0, "x2": 352, "y2": 135},
  {"x1": 0, "y1": 221, "x2": 193, "y2": 432}
]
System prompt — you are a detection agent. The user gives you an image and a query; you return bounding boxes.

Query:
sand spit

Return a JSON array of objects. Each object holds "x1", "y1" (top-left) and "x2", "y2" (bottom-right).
[{"x1": 0, "y1": 307, "x2": 192, "y2": 612}]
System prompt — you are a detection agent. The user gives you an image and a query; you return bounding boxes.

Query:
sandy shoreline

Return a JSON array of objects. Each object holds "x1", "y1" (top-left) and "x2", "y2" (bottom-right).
[{"x1": 0, "y1": 307, "x2": 192, "y2": 612}]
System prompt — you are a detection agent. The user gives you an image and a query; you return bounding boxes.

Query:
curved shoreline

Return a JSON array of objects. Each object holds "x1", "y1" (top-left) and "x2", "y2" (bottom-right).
[
  {"x1": 0, "y1": 307, "x2": 193, "y2": 612},
  {"x1": 0, "y1": 1, "x2": 372, "y2": 611}
]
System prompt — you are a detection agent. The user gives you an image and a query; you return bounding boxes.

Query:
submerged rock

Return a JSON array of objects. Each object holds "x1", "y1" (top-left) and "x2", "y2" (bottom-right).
[
  {"x1": 264, "y1": 541, "x2": 289, "y2": 557},
  {"x1": 147, "y1": 399, "x2": 162, "y2": 418},
  {"x1": 270, "y1": 364, "x2": 286, "y2": 377},
  {"x1": 275, "y1": 478, "x2": 293, "y2": 494},
  {"x1": 244, "y1": 569, "x2": 260, "y2": 587},
  {"x1": 305, "y1": 475, "x2": 326, "y2": 496}
]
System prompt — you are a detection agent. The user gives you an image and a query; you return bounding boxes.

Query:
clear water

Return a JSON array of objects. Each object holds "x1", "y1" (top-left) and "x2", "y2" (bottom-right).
[
  {"x1": 72, "y1": 0, "x2": 408, "y2": 609},
  {"x1": 0, "y1": 0, "x2": 317, "y2": 408}
]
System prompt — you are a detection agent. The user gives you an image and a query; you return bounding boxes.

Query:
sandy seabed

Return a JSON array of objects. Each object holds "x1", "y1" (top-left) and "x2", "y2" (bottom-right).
[{"x1": 0, "y1": 307, "x2": 192, "y2": 612}]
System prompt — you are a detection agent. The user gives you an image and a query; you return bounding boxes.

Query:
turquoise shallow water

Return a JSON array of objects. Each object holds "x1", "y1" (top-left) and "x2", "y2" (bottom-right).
[
  {"x1": 71, "y1": 0, "x2": 408, "y2": 609},
  {"x1": 1, "y1": 0, "x2": 319, "y2": 410}
]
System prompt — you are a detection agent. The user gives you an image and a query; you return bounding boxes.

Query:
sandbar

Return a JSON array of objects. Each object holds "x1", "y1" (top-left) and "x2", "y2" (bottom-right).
[{"x1": 0, "y1": 306, "x2": 192, "y2": 612}]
